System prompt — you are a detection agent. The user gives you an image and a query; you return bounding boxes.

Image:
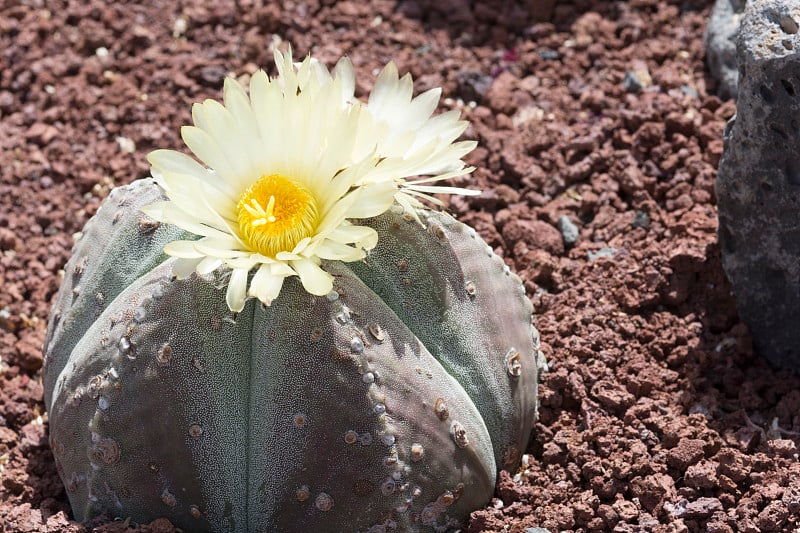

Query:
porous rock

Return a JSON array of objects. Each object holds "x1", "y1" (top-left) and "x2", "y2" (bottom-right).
[
  {"x1": 704, "y1": 0, "x2": 747, "y2": 100},
  {"x1": 716, "y1": 0, "x2": 800, "y2": 370}
]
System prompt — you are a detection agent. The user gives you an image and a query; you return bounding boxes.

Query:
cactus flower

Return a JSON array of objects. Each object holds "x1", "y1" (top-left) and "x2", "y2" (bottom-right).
[{"x1": 142, "y1": 49, "x2": 478, "y2": 312}]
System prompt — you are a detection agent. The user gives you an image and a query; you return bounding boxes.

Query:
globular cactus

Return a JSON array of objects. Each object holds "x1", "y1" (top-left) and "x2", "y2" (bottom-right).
[{"x1": 43, "y1": 179, "x2": 542, "y2": 532}]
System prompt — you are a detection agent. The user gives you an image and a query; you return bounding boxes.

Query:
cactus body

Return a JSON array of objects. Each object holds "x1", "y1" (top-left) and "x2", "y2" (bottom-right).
[{"x1": 43, "y1": 179, "x2": 541, "y2": 532}]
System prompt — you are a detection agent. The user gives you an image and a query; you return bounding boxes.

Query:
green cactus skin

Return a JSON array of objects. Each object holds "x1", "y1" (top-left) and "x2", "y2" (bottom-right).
[{"x1": 43, "y1": 179, "x2": 542, "y2": 533}]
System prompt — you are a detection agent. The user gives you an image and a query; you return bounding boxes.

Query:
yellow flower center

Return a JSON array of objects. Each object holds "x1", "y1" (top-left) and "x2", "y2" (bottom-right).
[{"x1": 237, "y1": 174, "x2": 318, "y2": 257}]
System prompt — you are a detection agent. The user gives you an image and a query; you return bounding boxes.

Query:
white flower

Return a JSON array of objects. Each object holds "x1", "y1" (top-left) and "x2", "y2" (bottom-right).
[{"x1": 143, "y1": 48, "x2": 477, "y2": 312}]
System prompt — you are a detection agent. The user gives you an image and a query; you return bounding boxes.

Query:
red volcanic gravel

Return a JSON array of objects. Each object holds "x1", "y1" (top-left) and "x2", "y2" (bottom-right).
[{"x1": 1, "y1": 0, "x2": 799, "y2": 532}]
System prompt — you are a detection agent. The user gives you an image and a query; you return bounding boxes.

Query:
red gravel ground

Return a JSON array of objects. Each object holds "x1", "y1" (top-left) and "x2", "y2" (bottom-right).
[{"x1": 2, "y1": 1, "x2": 799, "y2": 532}]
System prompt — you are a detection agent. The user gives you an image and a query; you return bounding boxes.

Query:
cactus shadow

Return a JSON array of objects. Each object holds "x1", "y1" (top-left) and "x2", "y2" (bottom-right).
[{"x1": 24, "y1": 421, "x2": 75, "y2": 520}]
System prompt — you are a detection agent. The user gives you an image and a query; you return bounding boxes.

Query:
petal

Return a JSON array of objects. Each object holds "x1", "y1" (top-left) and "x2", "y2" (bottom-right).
[
  {"x1": 193, "y1": 239, "x2": 249, "y2": 259},
  {"x1": 368, "y1": 63, "x2": 413, "y2": 118},
  {"x1": 194, "y1": 100, "x2": 256, "y2": 187},
  {"x1": 226, "y1": 256, "x2": 260, "y2": 270},
  {"x1": 158, "y1": 171, "x2": 238, "y2": 220},
  {"x1": 317, "y1": 155, "x2": 377, "y2": 216},
  {"x1": 401, "y1": 188, "x2": 445, "y2": 207},
  {"x1": 342, "y1": 181, "x2": 397, "y2": 219},
  {"x1": 333, "y1": 56, "x2": 356, "y2": 104},
  {"x1": 315, "y1": 240, "x2": 366, "y2": 261},
  {"x1": 291, "y1": 258, "x2": 333, "y2": 296},
  {"x1": 248, "y1": 264, "x2": 288, "y2": 305},
  {"x1": 275, "y1": 251, "x2": 302, "y2": 261},
  {"x1": 164, "y1": 239, "x2": 205, "y2": 259},
  {"x1": 327, "y1": 224, "x2": 379, "y2": 248},
  {"x1": 226, "y1": 268, "x2": 249, "y2": 313},
  {"x1": 290, "y1": 236, "x2": 313, "y2": 256},
  {"x1": 181, "y1": 125, "x2": 248, "y2": 191},
  {"x1": 141, "y1": 202, "x2": 233, "y2": 240},
  {"x1": 404, "y1": 166, "x2": 476, "y2": 185},
  {"x1": 394, "y1": 192, "x2": 424, "y2": 225},
  {"x1": 403, "y1": 184, "x2": 480, "y2": 196},
  {"x1": 172, "y1": 257, "x2": 202, "y2": 279},
  {"x1": 222, "y1": 77, "x2": 264, "y2": 170},
  {"x1": 196, "y1": 256, "x2": 224, "y2": 275},
  {"x1": 148, "y1": 149, "x2": 209, "y2": 180}
]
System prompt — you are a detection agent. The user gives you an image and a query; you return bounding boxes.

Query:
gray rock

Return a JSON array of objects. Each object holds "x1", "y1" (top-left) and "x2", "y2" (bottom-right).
[
  {"x1": 704, "y1": 0, "x2": 747, "y2": 99},
  {"x1": 587, "y1": 247, "x2": 616, "y2": 261},
  {"x1": 556, "y1": 215, "x2": 579, "y2": 246},
  {"x1": 683, "y1": 497, "x2": 724, "y2": 519},
  {"x1": 716, "y1": 0, "x2": 800, "y2": 370},
  {"x1": 631, "y1": 210, "x2": 651, "y2": 229},
  {"x1": 456, "y1": 70, "x2": 493, "y2": 103}
]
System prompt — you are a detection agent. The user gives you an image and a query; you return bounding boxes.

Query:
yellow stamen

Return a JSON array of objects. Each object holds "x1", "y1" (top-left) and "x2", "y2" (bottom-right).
[{"x1": 237, "y1": 174, "x2": 318, "y2": 257}]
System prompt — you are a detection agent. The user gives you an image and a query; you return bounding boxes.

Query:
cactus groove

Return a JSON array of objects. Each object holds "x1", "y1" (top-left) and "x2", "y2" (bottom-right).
[{"x1": 43, "y1": 179, "x2": 542, "y2": 532}]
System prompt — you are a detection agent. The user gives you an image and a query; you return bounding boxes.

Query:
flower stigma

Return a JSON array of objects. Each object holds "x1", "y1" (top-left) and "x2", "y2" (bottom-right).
[{"x1": 237, "y1": 174, "x2": 319, "y2": 257}]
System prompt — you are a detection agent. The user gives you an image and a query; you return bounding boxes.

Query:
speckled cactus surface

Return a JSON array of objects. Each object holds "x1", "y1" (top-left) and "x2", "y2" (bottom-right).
[{"x1": 43, "y1": 179, "x2": 542, "y2": 533}]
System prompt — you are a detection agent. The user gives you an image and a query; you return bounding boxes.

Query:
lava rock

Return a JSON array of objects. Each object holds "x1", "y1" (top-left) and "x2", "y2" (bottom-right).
[
  {"x1": 716, "y1": 0, "x2": 800, "y2": 370},
  {"x1": 704, "y1": 0, "x2": 747, "y2": 100}
]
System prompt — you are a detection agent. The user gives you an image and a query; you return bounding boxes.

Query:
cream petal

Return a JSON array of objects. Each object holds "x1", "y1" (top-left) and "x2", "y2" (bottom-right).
[
  {"x1": 181, "y1": 126, "x2": 245, "y2": 189},
  {"x1": 308, "y1": 57, "x2": 333, "y2": 88},
  {"x1": 290, "y1": 236, "x2": 313, "y2": 256},
  {"x1": 196, "y1": 256, "x2": 224, "y2": 275},
  {"x1": 334, "y1": 56, "x2": 356, "y2": 104},
  {"x1": 149, "y1": 149, "x2": 208, "y2": 179},
  {"x1": 191, "y1": 101, "x2": 210, "y2": 132},
  {"x1": 318, "y1": 156, "x2": 376, "y2": 216},
  {"x1": 369, "y1": 63, "x2": 413, "y2": 117},
  {"x1": 172, "y1": 257, "x2": 203, "y2": 279},
  {"x1": 248, "y1": 71, "x2": 277, "y2": 144},
  {"x1": 291, "y1": 258, "x2": 333, "y2": 296},
  {"x1": 158, "y1": 171, "x2": 237, "y2": 220},
  {"x1": 412, "y1": 111, "x2": 468, "y2": 148},
  {"x1": 404, "y1": 166, "x2": 476, "y2": 185},
  {"x1": 225, "y1": 256, "x2": 260, "y2": 270},
  {"x1": 343, "y1": 181, "x2": 397, "y2": 219},
  {"x1": 407, "y1": 145, "x2": 476, "y2": 176},
  {"x1": 193, "y1": 240, "x2": 249, "y2": 259},
  {"x1": 403, "y1": 184, "x2": 480, "y2": 196},
  {"x1": 374, "y1": 87, "x2": 442, "y2": 134},
  {"x1": 315, "y1": 192, "x2": 358, "y2": 236},
  {"x1": 141, "y1": 202, "x2": 231, "y2": 240},
  {"x1": 408, "y1": 87, "x2": 441, "y2": 124},
  {"x1": 226, "y1": 268, "x2": 249, "y2": 313},
  {"x1": 327, "y1": 224, "x2": 379, "y2": 246},
  {"x1": 197, "y1": 99, "x2": 256, "y2": 187},
  {"x1": 295, "y1": 55, "x2": 314, "y2": 92},
  {"x1": 248, "y1": 265, "x2": 287, "y2": 305},
  {"x1": 378, "y1": 129, "x2": 417, "y2": 159},
  {"x1": 315, "y1": 240, "x2": 366, "y2": 261},
  {"x1": 401, "y1": 188, "x2": 445, "y2": 207},
  {"x1": 394, "y1": 192, "x2": 424, "y2": 224},
  {"x1": 335, "y1": 226, "x2": 378, "y2": 249},
  {"x1": 275, "y1": 48, "x2": 299, "y2": 95},
  {"x1": 270, "y1": 261, "x2": 296, "y2": 277},
  {"x1": 164, "y1": 240, "x2": 205, "y2": 259},
  {"x1": 275, "y1": 251, "x2": 302, "y2": 262},
  {"x1": 223, "y1": 77, "x2": 264, "y2": 170}
]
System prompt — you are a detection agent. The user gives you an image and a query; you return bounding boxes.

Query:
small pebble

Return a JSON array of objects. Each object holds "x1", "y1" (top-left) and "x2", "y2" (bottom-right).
[{"x1": 557, "y1": 215, "x2": 579, "y2": 246}]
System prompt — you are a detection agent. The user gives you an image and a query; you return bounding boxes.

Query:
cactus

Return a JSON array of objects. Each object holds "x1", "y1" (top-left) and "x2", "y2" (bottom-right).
[{"x1": 43, "y1": 178, "x2": 541, "y2": 532}]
